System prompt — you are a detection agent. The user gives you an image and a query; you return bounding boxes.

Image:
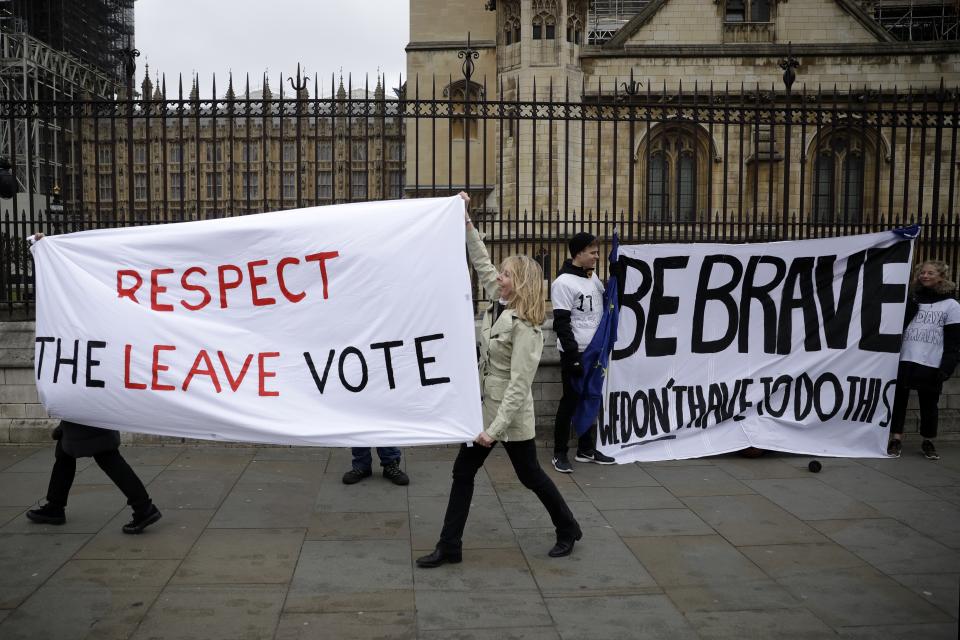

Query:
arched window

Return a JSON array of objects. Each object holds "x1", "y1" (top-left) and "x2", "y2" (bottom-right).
[
  {"x1": 648, "y1": 152, "x2": 668, "y2": 221},
  {"x1": 641, "y1": 124, "x2": 710, "y2": 223},
  {"x1": 445, "y1": 80, "x2": 484, "y2": 141},
  {"x1": 808, "y1": 130, "x2": 873, "y2": 223},
  {"x1": 566, "y1": 0, "x2": 584, "y2": 44}
]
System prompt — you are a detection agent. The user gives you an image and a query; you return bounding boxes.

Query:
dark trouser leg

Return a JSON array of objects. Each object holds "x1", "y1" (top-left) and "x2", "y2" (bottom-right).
[
  {"x1": 553, "y1": 369, "x2": 579, "y2": 455},
  {"x1": 503, "y1": 439, "x2": 579, "y2": 540},
  {"x1": 577, "y1": 426, "x2": 596, "y2": 455},
  {"x1": 438, "y1": 443, "x2": 493, "y2": 552},
  {"x1": 890, "y1": 383, "x2": 911, "y2": 436},
  {"x1": 375, "y1": 447, "x2": 401, "y2": 466},
  {"x1": 350, "y1": 447, "x2": 373, "y2": 472},
  {"x1": 916, "y1": 389, "x2": 941, "y2": 439},
  {"x1": 93, "y1": 449, "x2": 150, "y2": 510},
  {"x1": 45, "y1": 440, "x2": 77, "y2": 508}
]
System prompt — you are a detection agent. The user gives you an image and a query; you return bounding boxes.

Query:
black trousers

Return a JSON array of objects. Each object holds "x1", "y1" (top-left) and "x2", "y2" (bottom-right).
[
  {"x1": 438, "y1": 439, "x2": 579, "y2": 552},
  {"x1": 46, "y1": 440, "x2": 150, "y2": 510},
  {"x1": 553, "y1": 367, "x2": 596, "y2": 455},
  {"x1": 890, "y1": 384, "x2": 941, "y2": 439}
]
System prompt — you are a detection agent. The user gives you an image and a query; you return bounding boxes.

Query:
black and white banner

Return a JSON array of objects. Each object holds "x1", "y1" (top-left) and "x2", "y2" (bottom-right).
[{"x1": 599, "y1": 231, "x2": 914, "y2": 460}]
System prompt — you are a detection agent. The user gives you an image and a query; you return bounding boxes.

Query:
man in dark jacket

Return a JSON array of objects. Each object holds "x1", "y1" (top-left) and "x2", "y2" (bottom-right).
[{"x1": 550, "y1": 232, "x2": 616, "y2": 472}]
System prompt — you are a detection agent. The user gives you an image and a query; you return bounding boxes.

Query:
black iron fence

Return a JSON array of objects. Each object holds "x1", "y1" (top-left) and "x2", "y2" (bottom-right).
[{"x1": 2, "y1": 70, "x2": 959, "y2": 315}]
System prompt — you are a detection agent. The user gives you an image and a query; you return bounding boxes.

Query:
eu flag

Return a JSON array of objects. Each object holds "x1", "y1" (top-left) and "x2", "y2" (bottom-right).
[{"x1": 571, "y1": 233, "x2": 620, "y2": 436}]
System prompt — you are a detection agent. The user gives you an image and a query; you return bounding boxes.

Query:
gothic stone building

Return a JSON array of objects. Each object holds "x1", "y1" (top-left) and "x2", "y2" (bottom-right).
[
  {"x1": 406, "y1": 0, "x2": 960, "y2": 223},
  {"x1": 75, "y1": 72, "x2": 405, "y2": 222}
]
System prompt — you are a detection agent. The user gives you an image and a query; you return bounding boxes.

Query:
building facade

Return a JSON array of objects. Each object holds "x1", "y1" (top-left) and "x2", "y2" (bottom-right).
[
  {"x1": 73, "y1": 74, "x2": 406, "y2": 222},
  {"x1": 406, "y1": 0, "x2": 960, "y2": 223}
]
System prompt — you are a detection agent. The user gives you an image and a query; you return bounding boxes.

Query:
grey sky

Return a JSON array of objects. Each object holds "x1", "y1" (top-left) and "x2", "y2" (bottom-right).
[{"x1": 134, "y1": 0, "x2": 409, "y2": 98}]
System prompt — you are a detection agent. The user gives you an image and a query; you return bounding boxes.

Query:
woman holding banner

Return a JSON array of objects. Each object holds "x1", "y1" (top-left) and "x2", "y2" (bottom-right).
[
  {"x1": 888, "y1": 260, "x2": 960, "y2": 460},
  {"x1": 416, "y1": 193, "x2": 581, "y2": 568}
]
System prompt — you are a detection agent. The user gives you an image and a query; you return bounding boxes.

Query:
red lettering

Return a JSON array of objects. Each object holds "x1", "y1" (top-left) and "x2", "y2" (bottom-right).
[
  {"x1": 182, "y1": 349, "x2": 222, "y2": 393},
  {"x1": 276, "y1": 257, "x2": 305, "y2": 303},
  {"x1": 123, "y1": 344, "x2": 147, "y2": 389},
  {"x1": 150, "y1": 268, "x2": 175, "y2": 312},
  {"x1": 258, "y1": 352, "x2": 280, "y2": 397},
  {"x1": 151, "y1": 344, "x2": 177, "y2": 391},
  {"x1": 181, "y1": 267, "x2": 211, "y2": 311},
  {"x1": 117, "y1": 270, "x2": 143, "y2": 303},
  {"x1": 217, "y1": 264, "x2": 243, "y2": 309},
  {"x1": 304, "y1": 251, "x2": 340, "y2": 299},
  {"x1": 218, "y1": 351, "x2": 253, "y2": 392},
  {"x1": 247, "y1": 259, "x2": 277, "y2": 307}
]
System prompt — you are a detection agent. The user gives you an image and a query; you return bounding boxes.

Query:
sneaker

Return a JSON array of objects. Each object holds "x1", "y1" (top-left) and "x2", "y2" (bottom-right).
[
  {"x1": 552, "y1": 453, "x2": 573, "y2": 473},
  {"x1": 122, "y1": 503, "x2": 161, "y2": 534},
  {"x1": 922, "y1": 439, "x2": 940, "y2": 461},
  {"x1": 887, "y1": 439, "x2": 902, "y2": 458},
  {"x1": 382, "y1": 461, "x2": 410, "y2": 486},
  {"x1": 575, "y1": 449, "x2": 616, "y2": 465},
  {"x1": 26, "y1": 503, "x2": 65, "y2": 525},
  {"x1": 342, "y1": 467, "x2": 372, "y2": 485}
]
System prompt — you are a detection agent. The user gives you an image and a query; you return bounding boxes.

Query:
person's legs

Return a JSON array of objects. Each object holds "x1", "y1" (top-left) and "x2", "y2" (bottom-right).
[
  {"x1": 437, "y1": 443, "x2": 493, "y2": 552},
  {"x1": 45, "y1": 440, "x2": 77, "y2": 508},
  {"x1": 888, "y1": 382, "x2": 910, "y2": 456},
  {"x1": 377, "y1": 447, "x2": 409, "y2": 485},
  {"x1": 917, "y1": 388, "x2": 941, "y2": 459},
  {"x1": 552, "y1": 370, "x2": 579, "y2": 458},
  {"x1": 503, "y1": 439, "x2": 579, "y2": 542},
  {"x1": 93, "y1": 449, "x2": 150, "y2": 509},
  {"x1": 28, "y1": 441, "x2": 74, "y2": 524},
  {"x1": 351, "y1": 447, "x2": 374, "y2": 472},
  {"x1": 375, "y1": 447, "x2": 401, "y2": 466}
]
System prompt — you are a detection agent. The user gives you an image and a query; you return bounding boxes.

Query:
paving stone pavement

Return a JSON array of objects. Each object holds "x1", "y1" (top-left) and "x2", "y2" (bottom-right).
[{"x1": 0, "y1": 441, "x2": 958, "y2": 639}]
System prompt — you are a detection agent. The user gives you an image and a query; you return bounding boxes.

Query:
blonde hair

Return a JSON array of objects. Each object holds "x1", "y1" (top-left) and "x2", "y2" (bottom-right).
[
  {"x1": 501, "y1": 255, "x2": 546, "y2": 325},
  {"x1": 913, "y1": 260, "x2": 957, "y2": 295}
]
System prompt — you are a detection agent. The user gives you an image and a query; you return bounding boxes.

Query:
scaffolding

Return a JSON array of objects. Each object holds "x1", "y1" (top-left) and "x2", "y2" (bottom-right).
[
  {"x1": 587, "y1": 0, "x2": 650, "y2": 44},
  {"x1": 0, "y1": 0, "x2": 132, "y2": 217},
  {"x1": 871, "y1": 0, "x2": 960, "y2": 41}
]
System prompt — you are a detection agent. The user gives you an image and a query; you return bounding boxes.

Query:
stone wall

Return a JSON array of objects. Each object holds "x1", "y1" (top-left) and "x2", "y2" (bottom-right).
[{"x1": 1, "y1": 320, "x2": 956, "y2": 446}]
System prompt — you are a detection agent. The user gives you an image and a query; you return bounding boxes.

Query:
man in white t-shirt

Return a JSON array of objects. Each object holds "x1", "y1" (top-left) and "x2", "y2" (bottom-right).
[{"x1": 550, "y1": 232, "x2": 615, "y2": 473}]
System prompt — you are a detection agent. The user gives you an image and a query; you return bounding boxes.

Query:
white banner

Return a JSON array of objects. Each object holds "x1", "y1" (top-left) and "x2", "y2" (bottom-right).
[
  {"x1": 32, "y1": 196, "x2": 482, "y2": 447},
  {"x1": 600, "y1": 231, "x2": 914, "y2": 461}
]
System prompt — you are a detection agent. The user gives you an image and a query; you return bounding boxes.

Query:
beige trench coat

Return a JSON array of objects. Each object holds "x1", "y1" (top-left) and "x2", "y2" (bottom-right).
[{"x1": 467, "y1": 226, "x2": 543, "y2": 442}]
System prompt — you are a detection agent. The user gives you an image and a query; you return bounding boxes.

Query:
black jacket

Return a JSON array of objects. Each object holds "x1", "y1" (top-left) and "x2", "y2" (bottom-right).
[{"x1": 59, "y1": 420, "x2": 121, "y2": 458}]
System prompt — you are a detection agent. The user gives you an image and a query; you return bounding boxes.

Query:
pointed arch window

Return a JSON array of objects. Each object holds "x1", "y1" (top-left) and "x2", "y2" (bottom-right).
[
  {"x1": 810, "y1": 131, "x2": 869, "y2": 223},
  {"x1": 643, "y1": 126, "x2": 706, "y2": 223}
]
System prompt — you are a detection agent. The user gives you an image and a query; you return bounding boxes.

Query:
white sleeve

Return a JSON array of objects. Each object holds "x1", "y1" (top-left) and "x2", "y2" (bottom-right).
[
  {"x1": 947, "y1": 299, "x2": 960, "y2": 325},
  {"x1": 551, "y1": 276, "x2": 575, "y2": 311}
]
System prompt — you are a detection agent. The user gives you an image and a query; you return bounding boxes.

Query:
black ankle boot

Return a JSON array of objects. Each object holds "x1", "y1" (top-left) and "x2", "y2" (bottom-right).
[
  {"x1": 548, "y1": 526, "x2": 583, "y2": 557},
  {"x1": 122, "y1": 502, "x2": 162, "y2": 534},
  {"x1": 26, "y1": 503, "x2": 65, "y2": 525},
  {"x1": 416, "y1": 547, "x2": 462, "y2": 568}
]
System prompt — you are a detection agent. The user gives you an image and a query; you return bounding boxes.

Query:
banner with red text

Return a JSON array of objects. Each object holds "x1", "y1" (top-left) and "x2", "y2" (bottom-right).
[
  {"x1": 600, "y1": 230, "x2": 915, "y2": 461},
  {"x1": 31, "y1": 196, "x2": 482, "y2": 446}
]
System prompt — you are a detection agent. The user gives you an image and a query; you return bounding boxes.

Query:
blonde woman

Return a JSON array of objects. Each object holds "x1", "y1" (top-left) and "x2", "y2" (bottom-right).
[
  {"x1": 888, "y1": 260, "x2": 960, "y2": 460},
  {"x1": 416, "y1": 193, "x2": 581, "y2": 568}
]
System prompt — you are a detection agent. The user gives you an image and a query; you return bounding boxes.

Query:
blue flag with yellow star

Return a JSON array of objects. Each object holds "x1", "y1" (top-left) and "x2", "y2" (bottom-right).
[{"x1": 572, "y1": 232, "x2": 619, "y2": 436}]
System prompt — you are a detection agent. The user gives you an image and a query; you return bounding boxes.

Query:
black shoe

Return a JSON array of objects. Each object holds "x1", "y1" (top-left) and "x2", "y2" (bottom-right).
[
  {"x1": 548, "y1": 527, "x2": 583, "y2": 558},
  {"x1": 342, "y1": 468, "x2": 372, "y2": 485},
  {"x1": 552, "y1": 453, "x2": 573, "y2": 473},
  {"x1": 122, "y1": 503, "x2": 161, "y2": 534},
  {"x1": 922, "y1": 439, "x2": 940, "y2": 461},
  {"x1": 26, "y1": 503, "x2": 65, "y2": 525},
  {"x1": 887, "y1": 439, "x2": 902, "y2": 458},
  {"x1": 416, "y1": 547, "x2": 462, "y2": 568},
  {"x1": 382, "y1": 461, "x2": 410, "y2": 486},
  {"x1": 575, "y1": 449, "x2": 616, "y2": 465}
]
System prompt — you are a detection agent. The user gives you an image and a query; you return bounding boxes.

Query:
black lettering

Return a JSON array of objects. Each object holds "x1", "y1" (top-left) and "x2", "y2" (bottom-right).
[
  {"x1": 339, "y1": 346, "x2": 369, "y2": 392},
  {"x1": 53, "y1": 338, "x2": 79, "y2": 384},
  {"x1": 35, "y1": 336, "x2": 54, "y2": 379},
  {"x1": 739, "y1": 256, "x2": 786, "y2": 354},
  {"x1": 613, "y1": 256, "x2": 652, "y2": 360},
  {"x1": 813, "y1": 373, "x2": 843, "y2": 421},
  {"x1": 415, "y1": 334, "x2": 451, "y2": 387},
  {"x1": 303, "y1": 349, "x2": 336, "y2": 393},
  {"x1": 816, "y1": 251, "x2": 866, "y2": 350},
  {"x1": 777, "y1": 257, "x2": 820, "y2": 355},
  {"x1": 860, "y1": 241, "x2": 911, "y2": 353},
  {"x1": 645, "y1": 256, "x2": 689, "y2": 356},
  {"x1": 85, "y1": 340, "x2": 107, "y2": 388},
  {"x1": 370, "y1": 340, "x2": 404, "y2": 389},
  {"x1": 692, "y1": 255, "x2": 743, "y2": 353}
]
